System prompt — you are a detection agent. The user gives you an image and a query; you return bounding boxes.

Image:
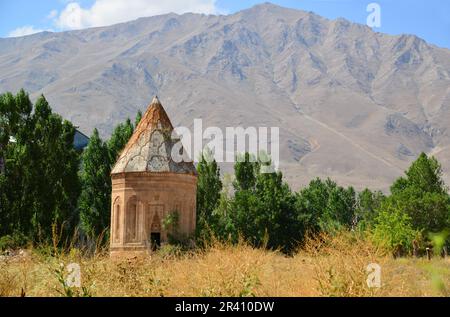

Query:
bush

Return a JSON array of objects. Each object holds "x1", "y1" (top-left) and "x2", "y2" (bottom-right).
[
  {"x1": 0, "y1": 232, "x2": 28, "y2": 251},
  {"x1": 371, "y1": 206, "x2": 420, "y2": 256}
]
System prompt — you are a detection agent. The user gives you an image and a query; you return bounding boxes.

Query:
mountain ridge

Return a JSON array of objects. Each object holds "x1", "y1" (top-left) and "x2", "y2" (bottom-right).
[{"x1": 1, "y1": 3, "x2": 449, "y2": 191}]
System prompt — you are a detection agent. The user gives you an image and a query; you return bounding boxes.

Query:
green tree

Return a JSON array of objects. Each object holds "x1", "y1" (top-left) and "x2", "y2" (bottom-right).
[
  {"x1": 386, "y1": 153, "x2": 450, "y2": 233},
  {"x1": 0, "y1": 91, "x2": 80, "y2": 241},
  {"x1": 226, "y1": 152, "x2": 260, "y2": 244},
  {"x1": 252, "y1": 170, "x2": 299, "y2": 251},
  {"x1": 135, "y1": 110, "x2": 142, "y2": 128},
  {"x1": 78, "y1": 113, "x2": 137, "y2": 242},
  {"x1": 196, "y1": 148, "x2": 223, "y2": 240},
  {"x1": 295, "y1": 178, "x2": 357, "y2": 234},
  {"x1": 395, "y1": 153, "x2": 447, "y2": 195},
  {"x1": 322, "y1": 184, "x2": 356, "y2": 231},
  {"x1": 233, "y1": 152, "x2": 259, "y2": 191},
  {"x1": 29, "y1": 96, "x2": 81, "y2": 239},
  {"x1": 356, "y1": 189, "x2": 385, "y2": 227},
  {"x1": 212, "y1": 190, "x2": 236, "y2": 241},
  {"x1": 295, "y1": 178, "x2": 329, "y2": 235},
  {"x1": 107, "y1": 118, "x2": 134, "y2": 164},
  {"x1": 78, "y1": 129, "x2": 111, "y2": 239},
  {"x1": 163, "y1": 211, "x2": 181, "y2": 244},
  {"x1": 226, "y1": 153, "x2": 300, "y2": 252},
  {"x1": 372, "y1": 204, "x2": 420, "y2": 255},
  {"x1": 0, "y1": 90, "x2": 33, "y2": 237}
]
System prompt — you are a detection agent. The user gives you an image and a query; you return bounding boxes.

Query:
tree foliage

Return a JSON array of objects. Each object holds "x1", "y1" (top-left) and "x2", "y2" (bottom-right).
[
  {"x1": 78, "y1": 116, "x2": 135, "y2": 240},
  {"x1": 200, "y1": 153, "x2": 307, "y2": 252},
  {"x1": 78, "y1": 129, "x2": 111, "y2": 239},
  {"x1": 295, "y1": 178, "x2": 357, "y2": 234},
  {"x1": 372, "y1": 205, "x2": 420, "y2": 255},
  {"x1": 134, "y1": 110, "x2": 142, "y2": 129},
  {"x1": 0, "y1": 91, "x2": 80, "y2": 242},
  {"x1": 1, "y1": 90, "x2": 449, "y2": 256},
  {"x1": 356, "y1": 188, "x2": 385, "y2": 227},
  {"x1": 196, "y1": 148, "x2": 223, "y2": 240},
  {"x1": 107, "y1": 118, "x2": 133, "y2": 164},
  {"x1": 382, "y1": 153, "x2": 450, "y2": 233}
]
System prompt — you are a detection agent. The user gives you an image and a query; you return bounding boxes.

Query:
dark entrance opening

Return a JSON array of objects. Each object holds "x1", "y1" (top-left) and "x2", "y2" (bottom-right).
[{"x1": 150, "y1": 232, "x2": 161, "y2": 251}]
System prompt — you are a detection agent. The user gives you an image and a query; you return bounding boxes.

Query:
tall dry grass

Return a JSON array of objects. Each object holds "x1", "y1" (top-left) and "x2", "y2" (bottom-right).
[{"x1": 0, "y1": 232, "x2": 448, "y2": 297}]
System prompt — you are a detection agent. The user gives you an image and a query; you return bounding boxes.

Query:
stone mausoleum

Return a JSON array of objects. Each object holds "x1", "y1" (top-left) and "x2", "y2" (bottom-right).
[{"x1": 110, "y1": 96, "x2": 197, "y2": 257}]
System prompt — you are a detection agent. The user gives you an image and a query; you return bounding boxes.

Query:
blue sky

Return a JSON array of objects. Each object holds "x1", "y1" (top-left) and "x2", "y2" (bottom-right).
[{"x1": 1, "y1": 0, "x2": 449, "y2": 48}]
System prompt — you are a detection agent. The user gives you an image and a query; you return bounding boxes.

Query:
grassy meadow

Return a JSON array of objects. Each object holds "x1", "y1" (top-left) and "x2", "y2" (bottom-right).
[{"x1": 1, "y1": 233, "x2": 448, "y2": 297}]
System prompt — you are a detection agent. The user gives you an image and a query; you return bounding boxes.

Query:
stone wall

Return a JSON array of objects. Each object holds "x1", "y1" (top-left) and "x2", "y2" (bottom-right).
[{"x1": 110, "y1": 172, "x2": 197, "y2": 257}]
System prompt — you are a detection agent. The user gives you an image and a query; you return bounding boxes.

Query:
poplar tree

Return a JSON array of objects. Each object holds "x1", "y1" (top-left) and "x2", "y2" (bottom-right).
[
  {"x1": 107, "y1": 118, "x2": 134, "y2": 164},
  {"x1": 196, "y1": 148, "x2": 223, "y2": 239},
  {"x1": 78, "y1": 129, "x2": 111, "y2": 239},
  {"x1": 0, "y1": 91, "x2": 80, "y2": 241}
]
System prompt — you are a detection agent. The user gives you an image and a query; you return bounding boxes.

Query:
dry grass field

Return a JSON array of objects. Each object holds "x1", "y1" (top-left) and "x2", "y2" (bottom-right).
[{"x1": 1, "y1": 233, "x2": 449, "y2": 297}]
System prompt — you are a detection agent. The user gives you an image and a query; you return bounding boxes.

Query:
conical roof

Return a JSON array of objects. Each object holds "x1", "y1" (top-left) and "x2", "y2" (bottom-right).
[{"x1": 111, "y1": 96, "x2": 196, "y2": 175}]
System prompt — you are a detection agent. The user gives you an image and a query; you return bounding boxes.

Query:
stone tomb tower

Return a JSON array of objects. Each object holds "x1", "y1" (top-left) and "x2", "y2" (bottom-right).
[{"x1": 110, "y1": 96, "x2": 197, "y2": 256}]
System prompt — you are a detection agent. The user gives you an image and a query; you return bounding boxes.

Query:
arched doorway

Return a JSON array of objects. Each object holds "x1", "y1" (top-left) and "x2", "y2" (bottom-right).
[
  {"x1": 149, "y1": 207, "x2": 162, "y2": 250},
  {"x1": 145, "y1": 204, "x2": 164, "y2": 250}
]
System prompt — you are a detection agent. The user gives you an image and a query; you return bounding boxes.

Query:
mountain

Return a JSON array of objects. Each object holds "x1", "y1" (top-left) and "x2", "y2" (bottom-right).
[{"x1": 1, "y1": 3, "x2": 449, "y2": 191}]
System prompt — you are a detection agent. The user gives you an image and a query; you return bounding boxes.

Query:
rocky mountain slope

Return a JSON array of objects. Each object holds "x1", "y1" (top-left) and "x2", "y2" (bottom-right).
[{"x1": 1, "y1": 3, "x2": 449, "y2": 190}]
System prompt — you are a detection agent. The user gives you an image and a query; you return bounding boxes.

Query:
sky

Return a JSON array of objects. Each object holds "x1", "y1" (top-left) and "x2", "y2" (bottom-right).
[{"x1": 0, "y1": 0, "x2": 449, "y2": 48}]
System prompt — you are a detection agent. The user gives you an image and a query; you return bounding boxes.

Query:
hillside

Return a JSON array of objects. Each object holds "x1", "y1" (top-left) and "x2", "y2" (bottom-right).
[{"x1": 1, "y1": 3, "x2": 449, "y2": 190}]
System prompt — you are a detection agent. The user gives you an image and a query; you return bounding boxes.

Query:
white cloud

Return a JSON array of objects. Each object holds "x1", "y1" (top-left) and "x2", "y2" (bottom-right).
[
  {"x1": 8, "y1": 25, "x2": 45, "y2": 37},
  {"x1": 55, "y1": 0, "x2": 219, "y2": 30}
]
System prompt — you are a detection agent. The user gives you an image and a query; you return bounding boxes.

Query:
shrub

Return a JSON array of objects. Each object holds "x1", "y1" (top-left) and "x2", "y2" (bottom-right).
[
  {"x1": 0, "y1": 232, "x2": 28, "y2": 251},
  {"x1": 371, "y1": 206, "x2": 420, "y2": 256}
]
